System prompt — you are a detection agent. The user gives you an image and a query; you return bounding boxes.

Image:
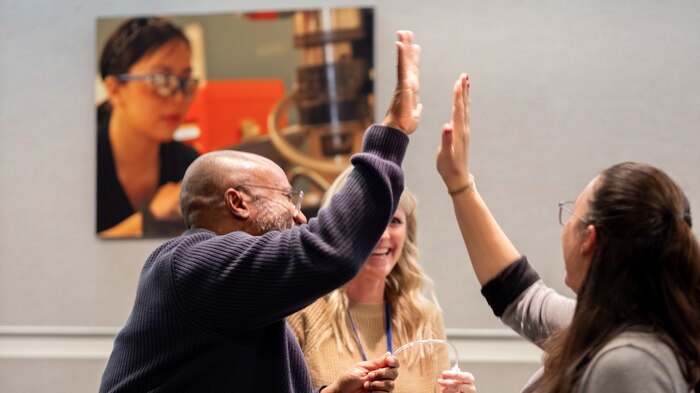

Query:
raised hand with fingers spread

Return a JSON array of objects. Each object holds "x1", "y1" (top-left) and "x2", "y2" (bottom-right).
[
  {"x1": 289, "y1": 32, "x2": 453, "y2": 393},
  {"x1": 383, "y1": 30, "x2": 422, "y2": 135},
  {"x1": 436, "y1": 73, "x2": 471, "y2": 194},
  {"x1": 435, "y1": 72, "x2": 520, "y2": 291}
]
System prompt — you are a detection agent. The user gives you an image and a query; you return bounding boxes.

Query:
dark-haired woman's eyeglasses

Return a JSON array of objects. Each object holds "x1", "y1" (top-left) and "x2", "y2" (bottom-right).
[
  {"x1": 117, "y1": 73, "x2": 199, "y2": 101},
  {"x1": 558, "y1": 201, "x2": 588, "y2": 226}
]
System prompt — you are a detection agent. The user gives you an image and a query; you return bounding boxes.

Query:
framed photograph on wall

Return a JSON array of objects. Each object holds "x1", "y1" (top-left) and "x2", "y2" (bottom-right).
[{"x1": 95, "y1": 8, "x2": 375, "y2": 238}]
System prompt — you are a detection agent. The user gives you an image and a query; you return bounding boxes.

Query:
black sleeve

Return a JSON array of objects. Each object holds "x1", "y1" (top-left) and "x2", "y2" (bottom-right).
[{"x1": 480, "y1": 256, "x2": 540, "y2": 317}]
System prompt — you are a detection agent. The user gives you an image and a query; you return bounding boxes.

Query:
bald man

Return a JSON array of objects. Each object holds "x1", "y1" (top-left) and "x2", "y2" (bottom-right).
[
  {"x1": 179, "y1": 151, "x2": 304, "y2": 235},
  {"x1": 100, "y1": 31, "x2": 422, "y2": 393}
]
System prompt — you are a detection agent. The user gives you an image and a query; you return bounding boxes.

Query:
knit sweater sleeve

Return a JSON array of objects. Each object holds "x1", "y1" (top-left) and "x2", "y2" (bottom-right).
[{"x1": 170, "y1": 125, "x2": 409, "y2": 333}]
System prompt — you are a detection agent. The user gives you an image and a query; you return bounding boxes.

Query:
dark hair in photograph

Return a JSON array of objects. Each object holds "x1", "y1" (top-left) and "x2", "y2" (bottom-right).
[{"x1": 99, "y1": 17, "x2": 189, "y2": 80}]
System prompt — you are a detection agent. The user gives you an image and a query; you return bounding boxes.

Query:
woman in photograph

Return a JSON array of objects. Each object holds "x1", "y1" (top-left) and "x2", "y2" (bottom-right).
[{"x1": 97, "y1": 17, "x2": 199, "y2": 238}]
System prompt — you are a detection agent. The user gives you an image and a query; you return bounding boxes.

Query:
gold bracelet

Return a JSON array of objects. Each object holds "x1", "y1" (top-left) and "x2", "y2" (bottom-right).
[{"x1": 447, "y1": 175, "x2": 475, "y2": 197}]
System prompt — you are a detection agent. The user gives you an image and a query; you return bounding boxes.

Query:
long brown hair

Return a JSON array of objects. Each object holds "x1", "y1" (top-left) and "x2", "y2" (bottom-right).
[{"x1": 539, "y1": 162, "x2": 700, "y2": 392}]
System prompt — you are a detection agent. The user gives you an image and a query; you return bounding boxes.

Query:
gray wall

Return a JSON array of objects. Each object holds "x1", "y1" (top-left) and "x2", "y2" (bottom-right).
[{"x1": 2, "y1": 0, "x2": 699, "y2": 392}]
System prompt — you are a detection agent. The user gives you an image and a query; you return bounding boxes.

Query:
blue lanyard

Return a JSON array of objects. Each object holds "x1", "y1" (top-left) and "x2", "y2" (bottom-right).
[{"x1": 346, "y1": 301, "x2": 393, "y2": 361}]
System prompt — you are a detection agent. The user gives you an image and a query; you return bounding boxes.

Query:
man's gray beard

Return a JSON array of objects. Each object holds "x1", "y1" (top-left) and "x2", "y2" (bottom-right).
[{"x1": 251, "y1": 201, "x2": 293, "y2": 234}]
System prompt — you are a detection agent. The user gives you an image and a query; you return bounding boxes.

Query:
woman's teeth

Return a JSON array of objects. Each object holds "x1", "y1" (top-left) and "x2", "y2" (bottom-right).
[{"x1": 372, "y1": 248, "x2": 390, "y2": 256}]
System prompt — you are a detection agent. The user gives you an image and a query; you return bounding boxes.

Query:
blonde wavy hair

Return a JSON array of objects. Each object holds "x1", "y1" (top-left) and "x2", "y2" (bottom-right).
[{"x1": 320, "y1": 166, "x2": 441, "y2": 366}]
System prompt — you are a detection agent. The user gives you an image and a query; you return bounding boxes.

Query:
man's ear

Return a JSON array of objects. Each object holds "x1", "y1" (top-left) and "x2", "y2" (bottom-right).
[
  {"x1": 580, "y1": 224, "x2": 597, "y2": 255},
  {"x1": 225, "y1": 188, "x2": 250, "y2": 220}
]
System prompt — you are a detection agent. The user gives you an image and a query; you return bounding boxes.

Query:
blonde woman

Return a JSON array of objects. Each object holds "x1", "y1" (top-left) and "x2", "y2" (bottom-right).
[{"x1": 288, "y1": 166, "x2": 476, "y2": 393}]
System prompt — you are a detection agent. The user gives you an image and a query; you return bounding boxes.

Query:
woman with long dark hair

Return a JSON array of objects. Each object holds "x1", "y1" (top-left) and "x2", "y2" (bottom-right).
[{"x1": 436, "y1": 74, "x2": 700, "y2": 392}]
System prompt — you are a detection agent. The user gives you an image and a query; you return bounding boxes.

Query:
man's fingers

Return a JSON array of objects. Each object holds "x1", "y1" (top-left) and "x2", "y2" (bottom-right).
[
  {"x1": 413, "y1": 102, "x2": 423, "y2": 120},
  {"x1": 293, "y1": 210, "x2": 307, "y2": 226},
  {"x1": 407, "y1": 43, "x2": 421, "y2": 84},
  {"x1": 411, "y1": 43, "x2": 421, "y2": 68},
  {"x1": 395, "y1": 40, "x2": 405, "y2": 84},
  {"x1": 396, "y1": 31, "x2": 419, "y2": 89},
  {"x1": 398, "y1": 30, "x2": 413, "y2": 48},
  {"x1": 382, "y1": 30, "x2": 420, "y2": 134},
  {"x1": 395, "y1": 31, "x2": 412, "y2": 84}
]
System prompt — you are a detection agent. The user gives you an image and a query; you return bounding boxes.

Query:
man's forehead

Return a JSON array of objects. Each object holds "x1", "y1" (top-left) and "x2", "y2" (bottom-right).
[
  {"x1": 246, "y1": 164, "x2": 291, "y2": 189},
  {"x1": 206, "y1": 151, "x2": 289, "y2": 190}
]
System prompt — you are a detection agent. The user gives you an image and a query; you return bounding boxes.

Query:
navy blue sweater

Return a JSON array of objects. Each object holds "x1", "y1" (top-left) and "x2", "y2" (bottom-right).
[{"x1": 99, "y1": 125, "x2": 408, "y2": 392}]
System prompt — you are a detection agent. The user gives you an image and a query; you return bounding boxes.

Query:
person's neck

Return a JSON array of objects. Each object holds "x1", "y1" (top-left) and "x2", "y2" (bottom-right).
[
  {"x1": 109, "y1": 113, "x2": 160, "y2": 167},
  {"x1": 345, "y1": 276, "x2": 385, "y2": 304}
]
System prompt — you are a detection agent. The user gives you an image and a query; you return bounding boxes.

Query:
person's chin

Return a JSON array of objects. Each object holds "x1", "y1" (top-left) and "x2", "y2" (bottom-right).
[
  {"x1": 365, "y1": 254, "x2": 393, "y2": 270},
  {"x1": 563, "y1": 273, "x2": 577, "y2": 293},
  {"x1": 150, "y1": 130, "x2": 176, "y2": 143},
  {"x1": 361, "y1": 264, "x2": 392, "y2": 280}
]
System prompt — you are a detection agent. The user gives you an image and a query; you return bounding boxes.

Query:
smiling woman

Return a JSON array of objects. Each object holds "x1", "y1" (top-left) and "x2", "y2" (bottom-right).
[
  {"x1": 96, "y1": 17, "x2": 200, "y2": 238},
  {"x1": 287, "y1": 165, "x2": 470, "y2": 393}
]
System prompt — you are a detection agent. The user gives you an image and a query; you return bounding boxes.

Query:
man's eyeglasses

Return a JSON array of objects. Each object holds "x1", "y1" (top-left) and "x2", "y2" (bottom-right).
[
  {"x1": 558, "y1": 201, "x2": 588, "y2": 226},
  {"x1": 117, "y1": 73, "x2": 199, "y2": 101},
  {"x1": 238, "y1": 184, "x2": 304, "y2": 213}
]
